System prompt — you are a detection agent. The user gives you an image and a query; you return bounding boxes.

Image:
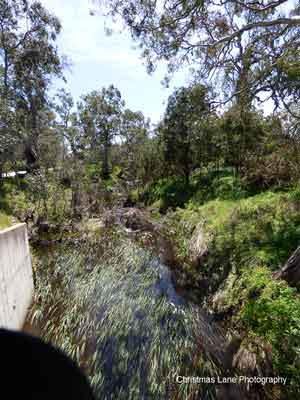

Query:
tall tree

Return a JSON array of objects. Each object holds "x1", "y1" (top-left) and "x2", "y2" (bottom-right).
[
  {"x1": 119, "y1": 109, "x2": 150, "y2": 181},
  {"x1": 98, "y1": 0, "x2": 300, "y2": 114},
  {"x1": 219, "y1": 106, "x2": 265, "y2": 174},
  {"x1": 159, "y1": 84, "x2": 210, "y2": 183},
  {"x1": 78, "y1": 85, "x2": 124, "y2": 179},
  {"x1": 0, "y1": 0, "x2": 63, "y2": 169}
]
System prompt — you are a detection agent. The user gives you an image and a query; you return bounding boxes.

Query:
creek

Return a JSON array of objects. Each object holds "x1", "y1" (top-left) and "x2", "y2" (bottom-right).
[{"x1": 25, "y1": 227, "x2": 242, "y2": 400}]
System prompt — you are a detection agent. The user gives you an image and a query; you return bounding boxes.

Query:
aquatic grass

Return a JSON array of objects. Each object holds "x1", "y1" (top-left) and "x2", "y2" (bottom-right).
[{"x1": 29, "y1": 239, "x2": 219, "y2": 400}]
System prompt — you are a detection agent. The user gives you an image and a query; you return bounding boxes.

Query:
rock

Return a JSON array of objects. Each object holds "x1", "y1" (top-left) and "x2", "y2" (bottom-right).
[
  {"x1": 188, "y1": 222, "x2": 211, "y2": 267},
  {"x1": 156, "y1": 236, "x2": 176, "y2": 265},
  {"x1": 121, "y1": 208, "x2": 153, "y2": 231}
]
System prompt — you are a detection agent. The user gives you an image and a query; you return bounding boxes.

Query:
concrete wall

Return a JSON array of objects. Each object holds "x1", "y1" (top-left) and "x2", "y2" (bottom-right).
[{"x1": 0, "y1": 223, "x2": 34, "y2": 329}]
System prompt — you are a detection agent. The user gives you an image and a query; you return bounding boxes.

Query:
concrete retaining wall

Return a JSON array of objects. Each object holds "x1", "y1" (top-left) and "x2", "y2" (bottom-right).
[{"x1": 0, "y1": 223, "x2": 34, "y2": 329}]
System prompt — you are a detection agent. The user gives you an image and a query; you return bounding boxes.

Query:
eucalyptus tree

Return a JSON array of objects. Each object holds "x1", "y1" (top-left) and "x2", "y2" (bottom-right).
[
  {"x1": 159, "y1": 84, "x2": 211, "y2": 183},
  {"x1": 119, "y1": 109, "x2": 150, "y2": 181},
  {"x1": 54, "y1": 88, "x2": 88, "y2": 214},
  {"x1": 98, "y1": 0, "x2": 300, "y2": 115},
  {"x1": 0, "y1": 0, "x2": 28, "y2": 98},
  {"x1": 0, "y1": 91, "x2": 21, "y2": 179},
  {"x1": 0, "y1": 0, "x2": 64, "y2": 169},
  {"x1": 78, "y1": 85, "x2": 125, "y2": 179},
  {"x1": 55, "y1": 89, "x2": 75, "y2": 167}
]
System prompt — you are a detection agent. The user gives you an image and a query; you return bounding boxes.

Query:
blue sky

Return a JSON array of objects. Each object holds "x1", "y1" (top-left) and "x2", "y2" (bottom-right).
[{"x1": 40, "y1": 0, "x2": 188, "y2": 124}]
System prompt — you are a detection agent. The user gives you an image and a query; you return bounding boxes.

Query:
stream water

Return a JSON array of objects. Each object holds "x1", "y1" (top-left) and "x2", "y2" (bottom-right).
[{"x1": 26, "y1": 235, "x2": 234, "y2": 400}]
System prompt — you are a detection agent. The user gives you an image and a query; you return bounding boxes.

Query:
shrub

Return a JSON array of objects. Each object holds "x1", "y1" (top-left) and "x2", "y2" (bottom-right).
[
  {"x1": 238, "y1": 267, "x2": 300, "y2": 391},
  {"x1": 141, "y1": 177, "x2": 192, "y2": 211},
  {"x1": 211, "y1": 176, "x2": 247, "y2": 200}
]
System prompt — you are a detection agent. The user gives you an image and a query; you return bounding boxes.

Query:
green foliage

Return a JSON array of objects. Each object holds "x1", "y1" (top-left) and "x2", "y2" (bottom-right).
[
  {"x1": 0, "y1": 211, "x2": 12, "y2": 229},
  {"x1": 241, "y1": 133, "x2": 300, "y2": 189},
  {"x1": 78, "y1": 85, "x2": 125, "y2": 179},
  {"x1": 0, "y1": 0, "x2": 64, "y2": 169},
  {"x1": 141, "y1": 170, "x2": 249, "y2": 213},
  {"x1": 177, "y1": 187, "x2": 300, "y2": 269},
  {"x1": 158, "y1": 84, "x2": 211, "y2": 182},
  {"x1": 219, "y1": 107, "x2": 265, "y2": 172},
  {"x1": 163, "y1": 185, "x2": 300, "y2": 304},
  {"x1": 238, "y1": 267, "x2": 300, "y2": 389},
  {"x1": 101, "y1": 0, "x2": 300, "y2": 126},
  {"x1": 25, "y1": 170, "x2": 71, "y2": 221},
  {"x1": 163, "y1": 184, "x2": 300, "y2": 394},
  {"x1": 141, "y1": 177, "x2": 193, "y2": 211},
  {"x1": 189, "y1": 171, "x2": 248, "y2": 205},
  {"x1": 0, "y1": 179, "x2": 28, "y2": 216},
  {"x1": 85, "y1": 162, "x2": 102, "y2": 181}
]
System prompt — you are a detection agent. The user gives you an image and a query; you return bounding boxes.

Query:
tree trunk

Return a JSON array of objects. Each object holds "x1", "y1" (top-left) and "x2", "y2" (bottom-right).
[
  {"x1": 184, "y1": 170, "x2": 190, "y2": 185},
  {"x1": 24, "y1": 95, "x2": 40, "y2": 170},
  {"x1": 24, "y1": 141, "x2": 38, "y2": 170},
  {"x1": 273, "y1": 246, "x2": 300, "y2": 287},
  {"x1": 4, "y1": 50, "x2": 9, "y2": 98},
  {"x1": 0, "y1": 163, "x2": 3, "y2": 187},
  {"x1": 102, "y1": 132, "x2": 110, "y2": 180},
  {"x1": 71, "y1": 184, "x2": 81, "y2": 216}
]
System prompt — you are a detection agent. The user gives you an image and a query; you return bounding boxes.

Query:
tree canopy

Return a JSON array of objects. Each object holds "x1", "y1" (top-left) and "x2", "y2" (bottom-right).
[
  {"x1": 0, "y1": 0, "x2": 64, "y2": 169},
  {"x1": 98, "y1": 0, "x2": 300, "y2": 116}
]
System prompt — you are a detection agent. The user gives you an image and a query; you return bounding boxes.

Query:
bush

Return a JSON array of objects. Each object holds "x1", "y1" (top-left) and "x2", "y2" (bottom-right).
[
  {"x1": 141, "y1": 177, "x2": 193, "y2": 211},
  {"x1": 25, "y1": 170, "x2": 71, "y2": 222},
  {"x1": 0, "y1": 180, "x2": 28, "y2": 217},
  {"x1": 238, "y1": 267, "x2": 300, "y2": 391},
  {"x1": 140, "y1": 170, "x2": 250, "y2": 213},
  {"x1": 187, "y1": 170, "x2": 249, "y2": 207},
  {"x1": 211, "y1": 176, "x2": 247, "y2": 200},
  {"x1": 85, "y1": 162, "x2": 102, "y2": 181}
]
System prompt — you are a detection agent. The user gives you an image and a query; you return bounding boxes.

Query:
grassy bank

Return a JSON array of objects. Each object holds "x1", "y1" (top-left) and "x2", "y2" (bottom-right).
[
  {"x1": 144, "y1": 172, "x2": 300, "y2": 398},
  {"x1": 0, "y1": 211, "x2": 12, "y2": 230}
]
